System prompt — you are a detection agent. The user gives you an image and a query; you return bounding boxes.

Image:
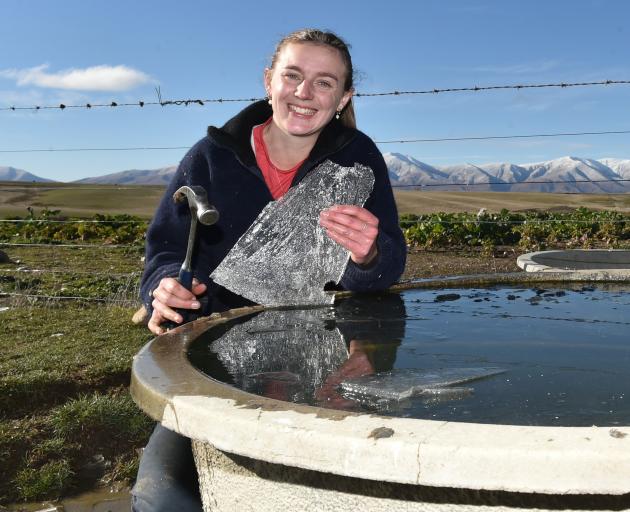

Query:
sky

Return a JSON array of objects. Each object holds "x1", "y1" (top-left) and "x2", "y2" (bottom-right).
[{"x1": 1, "y1": 0, "x2": 629, "y2": 182}]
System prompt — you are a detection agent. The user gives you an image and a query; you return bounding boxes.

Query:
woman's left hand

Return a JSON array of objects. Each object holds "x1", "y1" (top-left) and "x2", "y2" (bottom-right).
[{"x1": 319, "y1": 205, "x2": 379, "y2": 266}]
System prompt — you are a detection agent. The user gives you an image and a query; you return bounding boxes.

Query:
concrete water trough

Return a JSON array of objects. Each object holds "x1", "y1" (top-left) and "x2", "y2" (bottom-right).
[
  {"x1": 518, "y1": 249, "x2": 630, "y2": 273},
  {"x1": 131, "y1": 272, "x2": 630, "y2": 512}
]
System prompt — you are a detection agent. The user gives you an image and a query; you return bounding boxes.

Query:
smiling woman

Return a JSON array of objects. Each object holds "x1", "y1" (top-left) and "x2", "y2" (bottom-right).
[{"x1": 132, "y1": 28, "x2": 406, "y2": 511}]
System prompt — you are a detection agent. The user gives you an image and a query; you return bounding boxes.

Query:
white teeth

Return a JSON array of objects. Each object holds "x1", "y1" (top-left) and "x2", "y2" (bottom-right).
[{"x1": 289, "y1": 105, "x2": 316, "y2": 115}]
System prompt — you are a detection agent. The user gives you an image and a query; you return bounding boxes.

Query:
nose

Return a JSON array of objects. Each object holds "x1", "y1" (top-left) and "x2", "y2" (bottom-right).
[{"x1": 294, "y1": 79, "x2": 313, "y2": 99}]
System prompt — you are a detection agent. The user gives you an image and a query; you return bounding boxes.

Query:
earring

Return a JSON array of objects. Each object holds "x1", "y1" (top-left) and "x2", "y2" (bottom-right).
[
  {"x1": 335, "y1": 110, "x2": 341, "y2": 119},
  {"x1": 267, "y1": 96, "x2": 272, "y2": 105}
]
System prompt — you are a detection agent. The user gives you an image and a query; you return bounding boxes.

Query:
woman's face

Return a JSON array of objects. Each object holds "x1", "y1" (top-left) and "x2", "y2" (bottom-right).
[{"x1": 265, "y1": 42, "x2": 353, "y2": 139}]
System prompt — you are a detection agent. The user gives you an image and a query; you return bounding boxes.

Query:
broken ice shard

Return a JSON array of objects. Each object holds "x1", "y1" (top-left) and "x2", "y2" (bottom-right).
[
  {"x1": 339, "y1": 367, "x2": 506, "y2": 402},
  {"x1": 210, "y1": 160, "x2": 375, "y2": 306}
]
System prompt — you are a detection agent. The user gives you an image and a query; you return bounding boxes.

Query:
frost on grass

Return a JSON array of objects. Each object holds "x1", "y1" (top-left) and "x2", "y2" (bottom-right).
[{"x1": 211, "y1": 160, "x2": 374, "y2": 306}]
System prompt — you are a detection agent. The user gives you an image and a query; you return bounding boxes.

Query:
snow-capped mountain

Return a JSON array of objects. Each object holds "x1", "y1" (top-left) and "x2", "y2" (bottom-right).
[
  {"x1": 383, "y1": 153, "x2": 448, "y2": 186},
  {"x1": 599, "y1": 158, "x2": 630, "y2": 179},
  {"x1": 74, "y1": 165, "x2": 177, "y2": 185},
  {"x1": 384, "y1": 153, "x2": 630, "y2": 193},
  {"x1": 0, "y1": 166, "x2": 55, "y2": 182},
  {"x1": 520, "y1": 156, "x2": 625, "y2": 193},
  {"x1": 2, "y1": 155, "x2": 630, "y2": 192}
]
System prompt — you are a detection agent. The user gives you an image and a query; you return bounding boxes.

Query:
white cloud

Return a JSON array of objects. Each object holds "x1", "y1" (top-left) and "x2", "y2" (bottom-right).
[{"x1": 0, "y1": 64, "x2": 155, "y2": 91}]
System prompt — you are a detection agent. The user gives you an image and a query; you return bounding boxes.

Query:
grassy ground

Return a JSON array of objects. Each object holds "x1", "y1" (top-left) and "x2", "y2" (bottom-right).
[{"x1": 0, "y1": 246, "x2": 152, "y2": 503}]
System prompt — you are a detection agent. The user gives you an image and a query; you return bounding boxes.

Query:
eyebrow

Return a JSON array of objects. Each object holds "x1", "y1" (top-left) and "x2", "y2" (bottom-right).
[{"x1": 283, "y1": 65, "x2": 339, "y2": 82}]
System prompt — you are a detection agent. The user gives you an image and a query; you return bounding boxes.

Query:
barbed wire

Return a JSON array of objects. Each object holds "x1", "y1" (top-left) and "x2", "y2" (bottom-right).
[
  {"x1": 393, "y1": 177, "x2": 630, "y2": 188},
  {"x1": 375, "y1": 129, "x2": 630, "y2": 144},
  {"x1": 3, "y1": 128, "x2": 630, "y2": 155},
  {"x1": 0, "y1": 146, "x2": 189, "y2": 153},
  {"x1": 0, "y1": 218, "x2": 147, "y2": 224},
  {"x1": 0, "y1": 291, "x2": 137, "y2": 304},
  {"x1": 0, "y1": 242, "x2": 140, "y2": 248},
  {"x1": 398, "y1": 218, "x2": 630, "y2": 226},
  {"x1": 2, "y1": 80, "x2": 629, "y2": 112},
  {"x1": 0, "y1": 268, "x2": 140, "y2": 277}
]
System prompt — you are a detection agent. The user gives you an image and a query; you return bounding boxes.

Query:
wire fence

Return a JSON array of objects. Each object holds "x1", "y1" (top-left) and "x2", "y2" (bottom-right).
[
  {"x1": 0, "y1": 242, "x2": 141, "y2": 248},
  {"x1": 0, "y1": 267, "x2": 140, "y2": 277},
  {"x1": 0, "y1": 291, "x2": 137, "y2": 305},
  {"x1": 3, "y1": 128, "x2": 630, "y2": 154},
  {"x1": 3, "y1": 79, "x2": 629, "y2": 112}
]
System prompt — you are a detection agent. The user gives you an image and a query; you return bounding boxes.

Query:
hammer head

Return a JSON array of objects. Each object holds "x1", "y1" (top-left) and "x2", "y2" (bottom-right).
[{"x1": 173, "y1": 185, "x2": 219, "y2": 225}]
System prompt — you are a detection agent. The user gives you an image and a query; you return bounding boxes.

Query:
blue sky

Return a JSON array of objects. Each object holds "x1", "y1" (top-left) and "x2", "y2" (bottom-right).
[{"x1": 1, "y1": 0, "x2": 629, "y2": 182}]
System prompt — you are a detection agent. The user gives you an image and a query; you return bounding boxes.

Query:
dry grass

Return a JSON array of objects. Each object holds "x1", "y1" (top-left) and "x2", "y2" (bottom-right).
[{"x1": 394, "y1": 190, "x2": 630, "y2": 215}]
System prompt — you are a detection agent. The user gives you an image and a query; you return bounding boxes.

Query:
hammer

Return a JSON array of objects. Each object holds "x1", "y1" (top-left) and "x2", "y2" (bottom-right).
[{"x1": 172, "y1": 185, "x2": 219, "y2": 290}]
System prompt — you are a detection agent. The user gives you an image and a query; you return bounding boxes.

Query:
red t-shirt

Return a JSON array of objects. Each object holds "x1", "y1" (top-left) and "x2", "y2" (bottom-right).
[{"x1": 252, "y1": 118, "x2": 305, "y2": 199}]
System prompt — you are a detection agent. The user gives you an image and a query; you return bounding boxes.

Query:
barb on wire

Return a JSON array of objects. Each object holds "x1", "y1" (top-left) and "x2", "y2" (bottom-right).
[{"x1": 3, "y1": 79, "x2": 629, "y2": 112}]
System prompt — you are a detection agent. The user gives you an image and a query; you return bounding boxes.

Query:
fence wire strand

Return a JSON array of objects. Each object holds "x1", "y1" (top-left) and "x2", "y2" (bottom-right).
[{"x1": 3, "y1": 79, "x2": 629, "y2": 112}]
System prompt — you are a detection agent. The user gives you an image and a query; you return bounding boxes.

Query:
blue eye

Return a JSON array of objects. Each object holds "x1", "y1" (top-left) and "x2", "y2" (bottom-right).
[{"x1": 284, "y1": 73, "x2": 301, "y2": 81}]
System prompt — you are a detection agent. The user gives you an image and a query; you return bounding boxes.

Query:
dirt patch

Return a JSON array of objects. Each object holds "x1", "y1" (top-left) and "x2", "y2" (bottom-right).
[{"x1": 402, "y1": 248, "x2": 522, "y2": 281}]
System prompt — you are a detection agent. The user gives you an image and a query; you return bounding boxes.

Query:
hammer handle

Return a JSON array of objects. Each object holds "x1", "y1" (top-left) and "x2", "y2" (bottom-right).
[{"x1": 178, "y1": 267, "x2": 194, "y2": 291}]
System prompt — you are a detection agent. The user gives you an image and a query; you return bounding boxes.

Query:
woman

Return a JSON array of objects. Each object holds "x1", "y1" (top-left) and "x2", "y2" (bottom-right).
[{"x1": 133, "y1": 28, "x2": 406, "y2": 510}]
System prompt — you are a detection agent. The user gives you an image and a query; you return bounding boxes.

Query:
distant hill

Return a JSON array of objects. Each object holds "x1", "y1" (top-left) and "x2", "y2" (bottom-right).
[
  {"x1": 73, "y1": 165, "x2": 177, "y2": 185},
  {"x1": 383, "y1": 153, "x2": 630, "y2": 193},
  {"x1": 0, "y1": 166, "x2": 55, "y2": 183},
  {"x1": 4, "y1": 155, "x2": 630, "y2": 192}
]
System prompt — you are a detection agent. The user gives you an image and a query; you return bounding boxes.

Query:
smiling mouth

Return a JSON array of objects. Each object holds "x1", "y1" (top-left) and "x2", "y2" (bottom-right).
[{"x1": 289, "y1": 104, "x2": 317, "y2": 116}]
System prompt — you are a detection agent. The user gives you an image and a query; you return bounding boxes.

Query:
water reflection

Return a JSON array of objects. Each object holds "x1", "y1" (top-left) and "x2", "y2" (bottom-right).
[
  {"x1": 188, "y1": 285, "x2": 630, "y2": 426},
  {"x1": 188, "y1": 294, "x2": 406, "y2": 411}
]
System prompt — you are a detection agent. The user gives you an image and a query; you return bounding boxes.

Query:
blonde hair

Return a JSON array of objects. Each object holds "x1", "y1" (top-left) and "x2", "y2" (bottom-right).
[{"x1": 269, "y1": 29, "x2": 356, "y2": 129}]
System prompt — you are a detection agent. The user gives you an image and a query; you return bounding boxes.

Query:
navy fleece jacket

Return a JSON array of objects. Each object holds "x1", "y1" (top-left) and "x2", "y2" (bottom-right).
[{"x1": 140, "y1": 101, "x2": 406, "y2": 318}]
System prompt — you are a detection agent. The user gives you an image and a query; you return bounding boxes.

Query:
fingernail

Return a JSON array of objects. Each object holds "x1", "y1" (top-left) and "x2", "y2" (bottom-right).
[
  {"x1": 191, "y1": 301, "x2": 201, "y2": 309},
  {"x1": 321, "y1": 210, "x2": 329, "y2": 217}
]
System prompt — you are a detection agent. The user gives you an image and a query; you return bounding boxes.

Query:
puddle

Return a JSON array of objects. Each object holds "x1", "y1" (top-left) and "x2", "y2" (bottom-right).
[{"x1": 4, "y1": 487, "x2": 130, "y2": 512}]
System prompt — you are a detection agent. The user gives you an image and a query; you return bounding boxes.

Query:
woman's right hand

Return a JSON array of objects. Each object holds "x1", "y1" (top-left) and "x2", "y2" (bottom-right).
[{"x1": 148, "y1": 277, "x2": 207, "y2": 335}]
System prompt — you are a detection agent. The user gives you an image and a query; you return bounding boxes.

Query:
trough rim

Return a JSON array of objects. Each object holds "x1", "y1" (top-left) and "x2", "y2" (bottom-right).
[{"x1": 130, "y1": 272, "x2": 630, "y2": 496}]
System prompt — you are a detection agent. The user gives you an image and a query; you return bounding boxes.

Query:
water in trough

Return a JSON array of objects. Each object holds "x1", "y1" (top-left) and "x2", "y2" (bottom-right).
[{"x1": 188, "y1": 283, "x2": 630, "y2": 427}]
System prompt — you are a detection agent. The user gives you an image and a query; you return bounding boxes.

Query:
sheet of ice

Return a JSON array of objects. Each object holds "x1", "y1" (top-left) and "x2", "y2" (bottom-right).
[
  {"x1": 340, "y1": 367, "x2": 506, "y2": 401},
  {"x1": 211, "y1": 160, "x2": 374, "y2": 306}
]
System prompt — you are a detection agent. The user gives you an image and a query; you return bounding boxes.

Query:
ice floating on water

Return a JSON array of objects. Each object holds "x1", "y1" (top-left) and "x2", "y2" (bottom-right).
[
  {"x1": 211, "y1": 160, "x2": 374, "y2": 306},
  {"x1": 340, "y1": 367, "x2": 506, "y2": 402}
]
